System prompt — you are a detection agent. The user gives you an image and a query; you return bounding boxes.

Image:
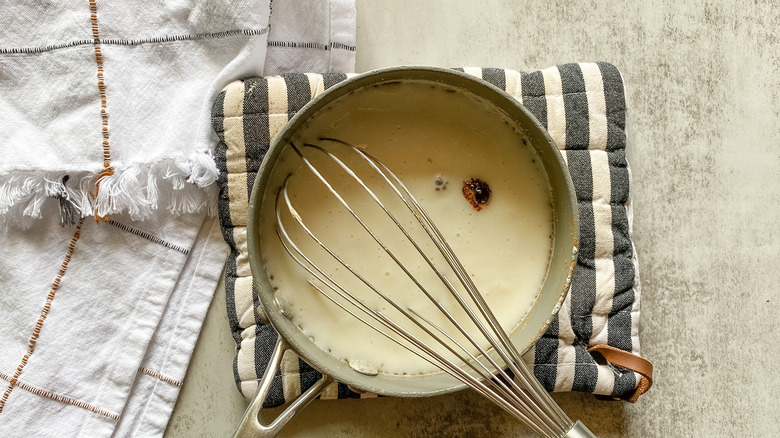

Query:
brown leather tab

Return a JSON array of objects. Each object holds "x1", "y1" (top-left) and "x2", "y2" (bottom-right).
[{"x1": 588, "y1": 344, "x2": 653, "y2": 403}]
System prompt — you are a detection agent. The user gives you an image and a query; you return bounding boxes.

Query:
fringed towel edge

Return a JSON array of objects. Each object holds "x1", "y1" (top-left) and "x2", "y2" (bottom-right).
[{"x1": 0, "y1": 152, "x2": 219, "y2": 229}]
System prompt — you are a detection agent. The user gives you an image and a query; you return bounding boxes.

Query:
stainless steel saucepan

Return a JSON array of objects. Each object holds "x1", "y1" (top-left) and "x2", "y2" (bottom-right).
[{"x1": 236, "y1": 66, "x2": 579, "y2": 437}]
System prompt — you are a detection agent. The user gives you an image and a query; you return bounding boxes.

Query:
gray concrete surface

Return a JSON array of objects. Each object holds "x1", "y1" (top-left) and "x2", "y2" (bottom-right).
[{"x1": 165, "y1": 1, "x2": 780, "y2": 436}]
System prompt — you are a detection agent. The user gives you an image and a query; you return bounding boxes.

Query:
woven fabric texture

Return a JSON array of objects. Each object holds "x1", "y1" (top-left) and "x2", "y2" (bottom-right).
[{"x1": 211, "y1": 63, "x2": 643, "y2": 407}]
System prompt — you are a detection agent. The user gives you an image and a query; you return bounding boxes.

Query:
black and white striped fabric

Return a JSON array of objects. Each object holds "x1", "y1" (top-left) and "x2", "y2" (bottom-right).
[{"x1": 211, "y1": 63, "x2": 644, "y2": 407}]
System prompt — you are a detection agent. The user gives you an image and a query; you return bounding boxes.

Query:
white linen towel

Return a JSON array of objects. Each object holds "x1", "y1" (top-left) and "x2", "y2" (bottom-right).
[{"x1": 0, "y1": 0, "x2": 356, "y2": 436}]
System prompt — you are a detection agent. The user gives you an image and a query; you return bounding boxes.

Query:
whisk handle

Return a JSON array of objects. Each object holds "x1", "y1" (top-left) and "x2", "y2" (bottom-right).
[
  {"x1": 562, "y1": 420, "x2": 597, "y2": 438},
  {"x1": 232, "y1": 336, "x2": 334, "y2": 438}
]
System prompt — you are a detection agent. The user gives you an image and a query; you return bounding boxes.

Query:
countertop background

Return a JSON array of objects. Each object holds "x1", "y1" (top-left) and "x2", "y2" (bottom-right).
[{"x1": 165, "y1": 1, "x2": 780, "y2": 436}]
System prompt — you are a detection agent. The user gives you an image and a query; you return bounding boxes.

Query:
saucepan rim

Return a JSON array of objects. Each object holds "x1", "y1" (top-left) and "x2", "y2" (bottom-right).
[{"x1": 246, "y1": 65, "x2": 579, "y2": 398}]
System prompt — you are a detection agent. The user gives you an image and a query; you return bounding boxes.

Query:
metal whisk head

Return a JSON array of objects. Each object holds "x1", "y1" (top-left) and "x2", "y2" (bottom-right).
[{"x1": 274, "y1": 138, "x2": 595, "y2": 438}]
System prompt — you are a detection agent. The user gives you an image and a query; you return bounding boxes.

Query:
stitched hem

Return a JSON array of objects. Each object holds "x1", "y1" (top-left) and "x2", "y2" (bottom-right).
[
  {"x1": 108, "y1": 220, "x2": 190, "y2": 255},
  {"x1": 266, "y1": 40, "x2": 356, "y2": 51},
  {"x1": 0, "y1": 28, "x2": 270, "y2": 55},
  {"x1": 0, "y1": 153, "x2": 219, "y2": 229},
  {"x1": 0, "y1": 370, "x2": 119, "y2": 420},
  {"x1": 137, "y1": 367, "x2": 182, "y2": 387}
]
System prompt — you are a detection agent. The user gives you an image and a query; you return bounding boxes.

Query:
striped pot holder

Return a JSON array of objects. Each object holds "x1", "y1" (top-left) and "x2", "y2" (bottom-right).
[{"x1": 210, "y1": 62, "x2": 652, "y2": 408}]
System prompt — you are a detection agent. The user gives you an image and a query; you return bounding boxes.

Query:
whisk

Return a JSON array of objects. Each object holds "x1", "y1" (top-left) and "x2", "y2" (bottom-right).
[{"x1": 274, "y1": 137, "x2": 595, "y2": 438}]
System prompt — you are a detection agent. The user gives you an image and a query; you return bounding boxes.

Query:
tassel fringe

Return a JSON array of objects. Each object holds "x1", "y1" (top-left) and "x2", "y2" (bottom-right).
[{"x1": 0, "y1": 153, "x2": 219, "y2": 230}]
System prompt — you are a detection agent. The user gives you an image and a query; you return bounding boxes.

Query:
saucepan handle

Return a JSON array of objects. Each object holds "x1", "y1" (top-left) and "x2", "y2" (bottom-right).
[
  {"x1": 232, "y1": 336, "x2": 334, "y2": 438},
  {"x1": 562, "y1": 420, "x2": 597, "y2": 438}
]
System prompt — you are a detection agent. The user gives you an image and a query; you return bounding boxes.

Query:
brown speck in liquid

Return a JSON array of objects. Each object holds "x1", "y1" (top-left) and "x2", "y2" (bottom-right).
[
  {"x1": 462, "y1": 178, "x2": 491, "y2": 211},
  {"x1": 434, "y1": 175, "x2": 450, "y2": 192}
]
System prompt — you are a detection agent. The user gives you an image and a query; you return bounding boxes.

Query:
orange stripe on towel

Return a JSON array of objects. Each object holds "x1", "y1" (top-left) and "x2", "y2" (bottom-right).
[
  {"x1": 89, "y1": 0, "x2": 113, "y2": 221},
  {"x1": 0, "y1": 370, "x2": 119, "y2": 420},
  {"x1": 138, "y1": 367, "x2": 183, "y2": 387},
  {"x1": 0, "y1": 219, "x2": 85, "y2": 414}
]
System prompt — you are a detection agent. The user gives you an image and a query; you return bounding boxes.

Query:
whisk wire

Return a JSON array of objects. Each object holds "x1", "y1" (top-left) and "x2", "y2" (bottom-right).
[
  {"x1": 277, "y1": 177, "x2": 507, "y2": 396},
  {"x1": 311, "y1": 139, "x2": 571, "y2": 431},
  {"x1": 320, "y1": 138, "x2": 533, "y2": 364},
  {"x1": 294, "y1": 142, "x2": 541, "y2": 395},
  {"x1": 275, "y1": 187, "x2": 555, "y2": 437},
  {"x1": 406, "y1": 307, "x2": 559, "y2": 431},
  {"x1": 332, "y1": 139, "x2": 573, "y2": 431},
  {"x1": 305, "y1": 140, "x2": 526, "y2": 370},
  {"x1": 274, "y1": 138, "x2": 590, "y2": 437}
]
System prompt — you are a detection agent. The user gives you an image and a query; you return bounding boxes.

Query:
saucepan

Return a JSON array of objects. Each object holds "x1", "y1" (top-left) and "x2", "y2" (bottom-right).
[{"x1": 236, "y1": 66, "x2": 579, "y2": 437}]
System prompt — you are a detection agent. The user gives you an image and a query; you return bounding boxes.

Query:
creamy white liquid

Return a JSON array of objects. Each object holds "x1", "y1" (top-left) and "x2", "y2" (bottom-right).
[{"x1": 259, "y1": 80, "x2": 553, "y2": 376}]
